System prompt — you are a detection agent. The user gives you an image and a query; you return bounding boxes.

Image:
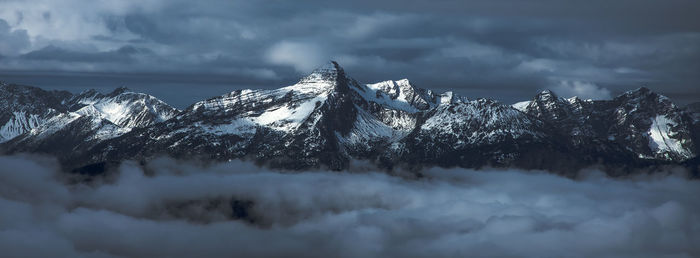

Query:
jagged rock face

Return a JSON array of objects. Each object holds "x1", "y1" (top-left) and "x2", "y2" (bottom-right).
[
  {"x1": 0, "y1": 85, "x2": 179, "y2": 161},
  {"x1": 0, "y1": 63, "x2": 697, "y2": 174},
  {"x1": 0, "y1": 83, "x2": 73, "y2": 142},
  {"x1": 517, "y1": 87, "x2": 696, "y2": 162},
  {"x1": 395, "y1": 99, "x2": 558, "y2": 169},
  {"x1": 609, "y1": 88, "x2": 695, "y2": 160},
  {"x1": 364, "y1": 79, "x2": 434, "y2": 111},
  {"x1": 91, "y1": 62, "x2": 514, "y2": 170},
  {"x1": 79, "y1": 62, "x2": 357, "y2": 169},
  {"x1": 68, "y1": 87, "x2": 179, "y2": 128}
]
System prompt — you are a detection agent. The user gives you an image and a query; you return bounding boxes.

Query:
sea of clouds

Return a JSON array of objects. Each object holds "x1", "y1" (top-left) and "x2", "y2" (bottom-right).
[{"x1": 1, "y1": 154, "x2": 699, "y2": 258}]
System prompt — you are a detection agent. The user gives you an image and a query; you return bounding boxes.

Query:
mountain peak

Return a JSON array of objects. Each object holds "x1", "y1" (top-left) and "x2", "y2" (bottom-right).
[
  {"x1": 634, "y1": 86, "x2": 651, "y2": 93},
  {"x1": 620, "y1": 87, "x2": 658, "y2": 97},
  {"x1": 617, "y1": 86, "x2": 671, "y2": 104},
  {"x1": 320, "y1": 60, "x2": 342, "y2": 71},
  {"x1": 395, "y1": 78, "x2": 418, "y2": 92},
  {"x1": 534, "y1": 89, "x2": 559, "y2": 102},
  {"x1": 305, "y1": 61, "x2": 343, "y2": 76},
  {"x1": 110, "y1": 86, "x2": 131, "y2": 96},
  {"x1": 538, "y1": 89, "x2": 555, "y2": 95},
  {"x1": 295, "y1": 61, "x2": 354, "y2": 93}
]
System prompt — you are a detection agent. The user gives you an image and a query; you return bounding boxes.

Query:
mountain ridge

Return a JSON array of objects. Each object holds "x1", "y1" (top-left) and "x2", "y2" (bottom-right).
[{"x1": 0, "y1": 62, "x2": 698, "y2": 176}]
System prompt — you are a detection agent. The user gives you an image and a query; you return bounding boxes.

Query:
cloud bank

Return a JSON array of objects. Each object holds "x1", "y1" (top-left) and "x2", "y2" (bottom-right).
[{"x1": 1, "y1": 155, "x2": 699, "y2": 258}]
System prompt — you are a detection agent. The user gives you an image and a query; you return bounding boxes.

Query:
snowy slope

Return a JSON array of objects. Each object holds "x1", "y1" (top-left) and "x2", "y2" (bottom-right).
[
  {"x1": 2, "y1": 86, "x2": 180, "y2": 155},
  {"x1": 648, "y1": 115, "x2": 693, "y2": 159},
  {"x1": 187, "y1": 62, "x2": 344, "y2": 134},
  {"x1": 420, "y1": 99, "x2": 541, "y2": 144},
  {"x1": 70, "y1": 88, "x2": 179, "y2": 129},
  {"x1": 512, "y1": 101, "x2": 531, "y2": 112},
  {"x1": 0, "y1": 112, "x2": 43, "y2": 141},
  {"x1": 0, "y1": 83, "x2": 72, "y2": 142}
]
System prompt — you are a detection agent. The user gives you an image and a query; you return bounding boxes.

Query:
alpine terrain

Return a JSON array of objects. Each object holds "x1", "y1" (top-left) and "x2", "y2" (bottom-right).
[{"x1": 1, "y1": 62, "x2": 698, "y2": 176}]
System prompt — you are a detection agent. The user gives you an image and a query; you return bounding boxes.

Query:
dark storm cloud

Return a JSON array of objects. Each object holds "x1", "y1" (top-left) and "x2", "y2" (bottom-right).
[
  {"x1": 1, "y1": 155, "x2": 699, "y2": 257},
  {"x1": 0, "y1": 0, "x2": 698, "y2": 106},
  {"x1": 21, "y1": 45, "x2": 153, "y2": 63},
  {"x1": 0, "y1": 19, "x2": 30, "y2": 56}
]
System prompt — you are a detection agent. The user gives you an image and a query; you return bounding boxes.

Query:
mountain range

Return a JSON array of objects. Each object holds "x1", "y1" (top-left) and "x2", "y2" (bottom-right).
[{"x1": 1, "y1": 61, "x2": 698, "y2": 177}]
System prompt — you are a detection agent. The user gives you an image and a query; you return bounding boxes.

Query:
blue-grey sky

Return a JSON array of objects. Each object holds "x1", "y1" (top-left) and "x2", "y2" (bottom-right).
[{"x1": 0, "y1": 0, "x2": 699, "y2": 108}]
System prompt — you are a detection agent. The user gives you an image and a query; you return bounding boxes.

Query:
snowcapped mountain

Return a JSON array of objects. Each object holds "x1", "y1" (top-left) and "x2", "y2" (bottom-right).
[
  {"x1": 0, "y1": 62, "x2": 697, "y2": 175},
  {"x1": 0, "y1": 85, "x2": 179, "y2": 160},
  {"x1": 0, "y1": 82, "x2": 72, "y2": 142},
  {"x1": 515, "y1": 88, "x2": 696, "y2": 162},
  {"x1": 68, "y1": 87, "x2": 179, "y2": 129},
  {"x1": 75, "y1": 62, "x2": 553, "y2": 170}
]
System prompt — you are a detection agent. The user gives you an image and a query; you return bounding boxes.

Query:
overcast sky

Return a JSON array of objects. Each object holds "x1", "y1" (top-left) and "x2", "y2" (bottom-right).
[{"x1": 0, "y1": 0, "x2": 699, "y2": 107}]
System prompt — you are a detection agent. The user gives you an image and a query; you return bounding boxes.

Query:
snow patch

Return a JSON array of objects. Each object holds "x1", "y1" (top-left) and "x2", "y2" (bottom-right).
[
  {"x1": 360, "y1": 80, "x2": 427, "y2": 113},
  {"x1": 647, "y1": 115, "x2": 692, "y2": 159},
  {"x1": 250, "y1": 96, "x2": 325, "y2": 132},
  {"x1": 0, "y1": 112, "x2": 45, "y2": 142},
  {"x1": 341, "y1": 106, "x2": 415, "y2": 146},
  {"x1": 512, "y1": 101, "x2": 531, "y2": 112}
]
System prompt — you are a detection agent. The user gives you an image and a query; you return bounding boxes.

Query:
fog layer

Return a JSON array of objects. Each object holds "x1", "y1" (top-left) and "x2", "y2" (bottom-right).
[{"x1": 1, "y1": 155, "x2": 699, "y2": 258}]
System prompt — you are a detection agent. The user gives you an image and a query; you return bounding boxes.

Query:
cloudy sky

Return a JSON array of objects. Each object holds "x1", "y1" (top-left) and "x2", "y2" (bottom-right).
[{"x1": 0, "y1": 0, "x2": 699, "y2": 107}]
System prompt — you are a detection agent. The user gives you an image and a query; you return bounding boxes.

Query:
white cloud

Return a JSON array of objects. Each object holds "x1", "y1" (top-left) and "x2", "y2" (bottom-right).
[
  {"x1": 265, "y1": 41, "x2": 327, "y2": 73},
  {"x1": 553, "y1": 80, "x2": 612, "y2": 100},
  {"x1": 0, "y1": 0, "x2": 165, "y2": 53},
  {"x1": 517, "y1": 58, "x2": 557, "y2": 73}
]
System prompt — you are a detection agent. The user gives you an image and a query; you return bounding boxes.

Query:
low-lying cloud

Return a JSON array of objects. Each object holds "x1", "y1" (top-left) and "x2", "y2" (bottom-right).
[
  {"x1": 553, "y1": 80, "x2": 612, "y2": 100},
  {"x1": 1, "y1": 155, "x2": 699, "y2": 258},
  {"x1": 265, "y1": 41, "x2": 328, "y2": 73}
]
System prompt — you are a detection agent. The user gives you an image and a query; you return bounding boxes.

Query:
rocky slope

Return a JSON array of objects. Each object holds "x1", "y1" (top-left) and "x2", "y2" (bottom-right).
[
  {"x1": 1, "y1": 84, "x2": 179, "y2": 161},
  {"x1": 515, "y1": 88, "x2": 696, "y2": 162},
  {"x1": 0, "y1": 82, "x2": 72, "y2": 142}
]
